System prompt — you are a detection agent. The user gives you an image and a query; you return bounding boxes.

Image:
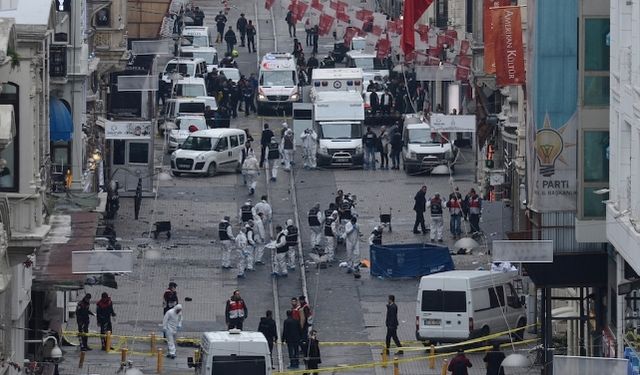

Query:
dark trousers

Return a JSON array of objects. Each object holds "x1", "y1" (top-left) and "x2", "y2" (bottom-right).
[
  {"x1": 78, "y1": 321, "x2": 89, "y2": 349},
  {"x1": 226, "y1": 42, "x2": 235, "y2": 54},
  {"x1": 247, "y1": 37, "x2": 255, "y2": 52},
  {"x1": 469, "y1": 214, "x2": 481, "y2": 233},
  {"x1": 304, "y1": 361, "x2": 319, "y2": 375},
  {"x1": 99, "y1": 320, "x2": 112, "y2": 349},
  {"x1": 306, "y1": 31, "x2": 312, "y2": 46},
  {"x1": 260, "y1": 144, "x2": 268, "y2": 167},
  {"x1": 228, "y1": 318, "x2": 244, "y2": 330},
  {"x1": 380, "y1": 151, "x2": 388, "y2": 168},
  {"x1": 240, "y1": 31, "x2": 246, "y2": 46},
  {"x1": 391, "y1": 149, "x2": 400, "y2": 168},
  {"x1": 287, "y1": 343, "x2": 300, "y2": 367},
  {"x1": 413, "y1": 211, "x2": 427, "y2": 232},
  {"x1": 288, "y1": 23, "x2": 296, "y2": 37},
  {"x1": 385, "y1": 326, "x2": 402, "y2": 348},
  {"x1": 312, "y1": 39, "x2": 318, "y2": 54},
  {"x1": 244, "y1": 96, "x2": 256, "y2": 115}
]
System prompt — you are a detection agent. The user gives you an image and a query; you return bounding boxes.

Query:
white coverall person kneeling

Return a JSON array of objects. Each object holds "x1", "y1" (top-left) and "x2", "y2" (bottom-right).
[
  {"x1": 162, "y1": 304, "x2": 183, "y2": 359},
  {"x1": 272, "y1": 225, "x2": 289, "y2": 277},
  {"x1": 300, "y1": 128, "x2": 318, "y2": 169},
  {"x1": 235, "y1": 228, "x2": 249, "y2": 278},
  {"x1": 242, "y1": 151, "x2": 260, "y2": 195},
  {"x1": 343, "y1": 217, "x2": 361, "y2": 273}
]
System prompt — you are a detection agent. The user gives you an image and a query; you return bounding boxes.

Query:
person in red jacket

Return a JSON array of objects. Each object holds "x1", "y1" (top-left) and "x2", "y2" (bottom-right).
[
  {"x1": 448, "y1": 349, "x2": 473, "y2": 375},
  {"x1": 225, "y1": 290, "x2": 248, "y2": 329}
]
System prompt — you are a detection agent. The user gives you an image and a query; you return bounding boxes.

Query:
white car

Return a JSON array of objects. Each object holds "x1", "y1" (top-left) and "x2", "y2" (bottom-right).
[
  {"x1": 180, "y1": 45, "x2": 219, "y2": 73},
  {"x1": 162, "y1": 58, "x2": 208, "y2": 84},
  {"x1": 170, "y1": 128, "x2": 247, "y2": 176},
  {"x1": 166, "y1": 115, "x2": 207, "y2": 153},
  {"x1": 217, "y1": 67, "x2": 241, "y2": 83},
  {"x1": 172, "y1": 77, "x2": 208, "y2": 97}
]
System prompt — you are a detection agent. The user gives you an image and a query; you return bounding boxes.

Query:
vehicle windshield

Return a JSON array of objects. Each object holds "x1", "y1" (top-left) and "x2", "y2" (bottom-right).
[
  {"x1": 220, "y1": 69, "x2": 240, "y2": 81},
  {"x1": 165, "y1": 63, "x2": 194, "y2": 76},
  {"x1": 176, "y1": 117, "x2": 206, "y2": 131},
  {"x1": 175, "y1": 84, "x2": 206, "y2": 97},
  {"x1": 181, "y1": 136, "x2": 215, "y2": 151},
  {"x1": 318, "y1": 123, "x2": 362, "y2": 139},
  {"x1": 183, "y1": 35, "x2": 209, "y2": 48},
  {"x1": 352, "y1": 58, "x2": 374, "y2": 70},
  {"x1": 408, "y1": 129, "x2": 448, "y2": 144},
  {"x1": 351, "y1": 39, "x2": 366, "y2": 50},
  {"x1": 193, "y1": 51, "x2": 217, "y2": 65},
  {"x1": 177, "y1": 102, "x2": 205, "y2": 114},
  {"x1": 260, "y1": 70, "x2": 296, "y2": 87}
]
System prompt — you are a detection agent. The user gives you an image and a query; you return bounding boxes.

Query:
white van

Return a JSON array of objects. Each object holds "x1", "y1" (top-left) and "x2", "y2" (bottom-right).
[
  {"x1": 345, "y1": 50, "x2": 389, "y2": 79},
  {"x1": 416, "y1": 270, "x2": 527, "y2": 344},
  {"x1": 181, "y1": 26, "x2": 211, "y2": 47},
  {"x1": 170, "y1": 128, "x2": 246, "y2": 176},
  {"x1": 162, "y1": 58, "x2": 208, "y2": 83},
  {"x1": 188, "y1": 330, "x2": 272, "y2": 374},
  {"x1": 173, "y1": 77, "x2": 208, "y2": 97},
  {"x1": 180, "y1": 45, "x2": 219, "y2": 72},
  {"x1": 257, "y1": 52, "x2": 300, "y2": 114},
  {"x1": 402, "y1": 116, "x2": 459, "y2": 174},
  {"x1": 161, "y1": 96, "x2": 217, "y2": 132},
  {"x1": 165, "y1": 114, "x2": 207, "y2": 153}
]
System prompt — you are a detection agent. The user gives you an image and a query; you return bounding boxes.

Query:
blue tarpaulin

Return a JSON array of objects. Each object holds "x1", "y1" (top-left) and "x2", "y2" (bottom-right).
[
  {"x1": 50, "y1": 98, "x2": 72, "y2": 141},
  {"x1": 370, "y1": 243, "x2": 454, "y2": 278}
]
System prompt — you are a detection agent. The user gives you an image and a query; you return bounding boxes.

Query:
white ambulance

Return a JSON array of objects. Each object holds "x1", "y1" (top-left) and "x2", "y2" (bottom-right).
[{"x1": 257, "y1": 52, "x2": 300, "y2": 114}]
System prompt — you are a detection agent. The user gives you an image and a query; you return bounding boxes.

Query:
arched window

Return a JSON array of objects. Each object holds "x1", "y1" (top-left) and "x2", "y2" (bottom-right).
[{"x1": 0, "y1": 83, "x2": 18, "y2": 191}]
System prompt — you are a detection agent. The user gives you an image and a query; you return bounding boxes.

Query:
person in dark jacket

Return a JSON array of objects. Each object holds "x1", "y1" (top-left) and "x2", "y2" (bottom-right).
[
  {"x1": 260, "y1": 123, "x2": 275, "y2": 167},
  {"x1": 302, "y1": 330, "x2": 321, "y2": 374},
  {"x1": 385, "y1": 295, "x2": 403, "y2": 354},
  {"x1": 236, "y1": 13, "x2": 248, "y2": 47},
  {"x1": 258, "y1": 310, "x2": 278, "y2": 369},
  {"x1": 483, "y1": 344, "x2": 506, "y2": 375},
  {"x1": 215, "y1": 11, "x2": 227, "y2": 43},
  {"x1": 246, "y1": 20, "x2": 257, "y2": 53},
  {"x1": 96, "y1": 292, "x2": 116, "y2": 350},
  {"x1": 76, "y1": 293, "x2": 94, "y2": 351},
  {"x1": 448, "y1": 349, "x2": 473, "y2": 375},
  {"x1": 413, "y1": 185, "x2": 428, "y2": 234},
  {"x1": 224, "y1": 26, "x2": 237, "y2": 55},
  {"x1": 390, "y1": 129, "x2": 402, "y2": 169},
  {"x1": 163, "y1": 282, "x2": 178, "y2": 315},
  {"x1": 282, "y1": 310, "x2": 301, "y2": 369},
  {"x1": 362, "y1": 126, "x2": 378, "y2": 170}
]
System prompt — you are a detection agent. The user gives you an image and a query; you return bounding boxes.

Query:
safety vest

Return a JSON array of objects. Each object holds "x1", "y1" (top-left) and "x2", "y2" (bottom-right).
[
  {"x1": 324, "y1": 218, "x2": 335, "y2": 237},
  {"x1": 284, "y1": 134, "x2": 294, "y2": 149},
  {"x1": 228, "y1": 299, "x2": 246, "y2": 319},
  {"x1": 219, "y1": 222, "x2": 231, "y2": 240},
  {"x1": 292, "y1": 306, "x2": 301, "y2": 321},
  {"x1": 241, "y1": 204, "x2": 253, "y2": 222},
  {"x1": 469, "y1": 197, "x2": 481, "y2": 214},
  {"x1": 371, "y1": 229, "x2": 382, "y2": 245},
  {"x1": 448, "y1": 199, "x2": 461, "y2": 215},
  {"x1": 308, "y1": 207, "x2": 321, "y2": 226},
  {"x1": 276, "y1": 232, "x2": 289, "y2": 253},
  {"x1": 339, "y1": 202, "x2": 352, "y2": 220},
  {"x1": 246, "y1": 228, "x2": 254, "y2": 245},
  {"x1": 286, "y1": 225, "x2": 299, "y2": 247},
  {"x1": 430, "y1": 197, "x2": 443, "y2": 216}
]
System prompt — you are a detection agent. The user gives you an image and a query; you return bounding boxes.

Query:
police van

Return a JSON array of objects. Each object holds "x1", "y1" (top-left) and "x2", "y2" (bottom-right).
[
  {"x1": 257, "y1": 52, "x2": 300, "y2": 114},
  {"x1": 188, "y1": 330, "x2": 272, "y2": 374}
]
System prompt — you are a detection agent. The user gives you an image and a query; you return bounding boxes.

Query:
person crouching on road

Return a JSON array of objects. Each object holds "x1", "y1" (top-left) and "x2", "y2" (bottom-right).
[
  {"x1": 427, "y1": 192, "x2": 444, "y2": 242},
  {"x1": 219, "y1": 216, "x2": 235, "y2": 269},
  {"x1": 285, "y1": 219, "x2": 299, "y2": 270},
  {"x1": 235, "y1": 227, "x2": 249, "y2": 278},
  {"x1": 308, "y1": 203, "x2": 324, "y2": 248},
  {"x1": 162, "y1": 304, "x2": 183, "y2": 359},
  {"x1": 323, "y1": 211, "x2": 339, "y2": 263},
  {"x1": 242, "y1": 150, "x2": 260, "y2": 195},
  {"x1": 253, "y1": 212, "x2": 267, "y2": 265},
  {"x1": 225, "y1": 290, "x2": 248, "y2": 330},
  {"x1": 343, "y1": 217, "x2": 360, "y2": 274},
  {"x1": 273, "y1": 225, "x2": 289, "y2": 277}
]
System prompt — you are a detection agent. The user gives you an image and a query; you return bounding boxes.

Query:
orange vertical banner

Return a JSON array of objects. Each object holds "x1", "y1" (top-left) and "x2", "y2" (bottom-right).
[
  {"x1": 493, "y1": 6, "x2": 526, "y2": 86},
  {"x1": 483, "y1": 0, "x2": 511, "y2": 74}
]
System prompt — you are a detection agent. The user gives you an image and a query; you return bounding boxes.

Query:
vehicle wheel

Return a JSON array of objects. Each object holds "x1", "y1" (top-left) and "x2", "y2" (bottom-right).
[
  {"x1": 512, "y1": 318, "x2": 526, "y2": 341},
  {"x1": 172, "y1": 171, "x2": 181, "y2": 177},
  {"x1": 207, "y1": 163, "x2": 217, "y2": 177}
]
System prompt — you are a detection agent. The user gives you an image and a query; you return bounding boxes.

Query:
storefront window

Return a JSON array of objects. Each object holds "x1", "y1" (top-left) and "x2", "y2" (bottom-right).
[
  {"x1": 0, "y1": 83, "x2": 18, "y2": 191},
  {"x1": 128, "y1": 142, "x2": 149, "y2": 164},
  {"x1": 585, "y1": 19, "x2": 610, "y2": 71}
]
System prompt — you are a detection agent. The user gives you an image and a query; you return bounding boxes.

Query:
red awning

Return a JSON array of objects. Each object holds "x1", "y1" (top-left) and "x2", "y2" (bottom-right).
[{"x1": 33, "y1": 212, "x2": 99, "y2": 290}]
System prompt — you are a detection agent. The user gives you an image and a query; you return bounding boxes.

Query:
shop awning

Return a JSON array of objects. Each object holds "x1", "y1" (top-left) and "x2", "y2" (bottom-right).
[
  {"x1": 524, "y1": 252, "x2": 608, "y2": 288},
  {"x1": 32, "y1": 212, "x2": 99, "y2": 290},
  {"x1": 0, "y1": 104, "x2": 15, "y2": 148},
  {"x1": 49, "y1": 98, "x2": 72, "y2": 142}
]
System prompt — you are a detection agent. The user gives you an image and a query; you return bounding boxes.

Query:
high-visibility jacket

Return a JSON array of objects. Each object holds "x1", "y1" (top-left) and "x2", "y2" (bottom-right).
[
  {"x1": 228, "y1": 299, "x2": 246, "y2": 319},
  {"x1": 308, "y1": 207, "x2": 321, "y2": 226},
  {"x1": 429, "y1": 197, "x2": 443, "y2": 216},
  {"x1": 219, "y1": 221, "x2": 231, "y2": 240}
]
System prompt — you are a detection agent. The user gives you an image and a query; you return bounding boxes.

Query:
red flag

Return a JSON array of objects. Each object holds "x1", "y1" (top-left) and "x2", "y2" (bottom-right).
[
  {"x1": 343, "y1": 27, "x2": 358, "y2": 45},
  {"x1": 444, "y1": 29, "x2": 458, "y2": 44},
  {"x1": 483, "y1": 0, "x2": 511, "y2": 74},
  {"x1": 417, "y1": 24, "x2": 429, "y2": 42},
  {"x1": 265, "y1": 0, "x2": 276, "y2": 10},
  {"x1": 318, "y1": 13, "x2": 335, "y2": 36},
  {"x1": 458, "y1": 55, "x2": 471, "y2": 67},
  {"x1": 371, "y1": 25, "x2": 383, "y2": 36},
  {"x1": 402, "y1": 0, "x2": 434, "y2": 55},
  {"x1": 336, "y1": 8, "x2": 350, "y2": 23},
  {"x1": 311, "y1": 0, "x2": 323, "y2": 11},
  {"x1": 288, "y1": 0, "x2": 297, "y2": 11},
  {"x1": 460, "y1": 39, "x2": 470, "y2": 55},
  {"x1": 436, "y1": 34, "x2": 447, "y2": 48},
  {"x1": 493, "y1": 6, "x2": 526, "y2": 86},
  {"x1": 293, "y1": 1, "x2": 308, "y2": 22},
  {"x1": 356, "y1": 9, "x2": 373, "y2": 21},
  {"x1": 376, "y1": 37, "x2": 391, "y2": 59},
  {"x1": 456, "y1": 65, "x2": 470, "y2": 81}
]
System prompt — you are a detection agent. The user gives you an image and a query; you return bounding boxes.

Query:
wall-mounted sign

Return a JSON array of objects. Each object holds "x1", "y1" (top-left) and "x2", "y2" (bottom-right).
[
  {"x1": 104, "y1": 121, "x2": 152, "y2": 140},
  {"x1": 430, "y1": 114, "x2": 475, "y2": 132}
]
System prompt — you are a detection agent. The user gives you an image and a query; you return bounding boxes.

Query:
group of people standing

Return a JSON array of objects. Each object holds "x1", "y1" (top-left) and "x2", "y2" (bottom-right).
[
  {"x1": 215, "y1": 11, "x2": 256, "y2": 54},
  {"x1": 413, "y1": 186, "x2": 483, "y2": 241},
  {"x1": 361, "y1": 125, "x2": 403, "y2": 170}
]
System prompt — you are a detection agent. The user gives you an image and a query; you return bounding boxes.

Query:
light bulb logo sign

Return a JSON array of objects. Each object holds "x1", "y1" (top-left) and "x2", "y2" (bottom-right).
[{"x1": 535, "y1": 128, "x2": 563, "y2": 177}]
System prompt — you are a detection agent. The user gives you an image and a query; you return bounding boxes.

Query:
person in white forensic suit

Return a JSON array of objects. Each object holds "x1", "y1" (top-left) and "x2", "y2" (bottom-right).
[
  {"x1": 241, "y1": 150, "x2": 260, "y2": 195},
  {"x1": 162, "y1": 304, "x2": 183, "y2": 359},
  {"x1": 253, "y1": 195, "x2": 273, "y2": 235},
  {"x1": 253, "y1": 212, "x2": 267, "y2": 264},
  {"x1": 324, "y1": 210, "x2": 339, "y2": 262},
  {"x1": 343, "y1": 216, "x2": 361, "y2": 273},
  {"x1": 300, "y1": 128, "x2": 318, "y2": 169},
  {"x1": 245, "y1": 221, "x2": 256, "y2": 270},
  {"x1": 235, "y1": 227, "x2": 248, "y2": 278}
]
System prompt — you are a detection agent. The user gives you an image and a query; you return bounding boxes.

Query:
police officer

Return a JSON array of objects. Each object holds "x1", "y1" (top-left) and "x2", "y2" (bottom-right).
[
  {"x1": 467, "y1": 189, "x2": 482, "y2": 234},
  {"x1": 427, "y1": 192, "x2": 444, "y2": 242},
  {"x1": 273, "y1": 225, "x2": 289, "y2": 277},
  {"x1": 240, "y1": 199, "x2": 254, "y2": 224},
  {"x1": 369, "y1": 225, "x2": 384, "y2": 246},
  {"x1": 285, "y1": 219, "x2": 299, "y2": 270},
  {"x1": 447, "y1": 190, "x2": 463, "y2": 239},
  {"x1": 308, "y1": 203, "x2": 324, "y2": 248},
  {"x1": 219, "y1": 216, "x2": 235, "y2": 269},
  {"x1": 324, "y1": 211, "x2": 339, "y2": 262}
]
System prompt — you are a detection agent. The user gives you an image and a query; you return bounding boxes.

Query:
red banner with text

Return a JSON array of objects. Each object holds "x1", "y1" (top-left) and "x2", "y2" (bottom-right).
[
  {"x1": 483, "y1": 0, "x2": 511, "y2": 74},
  {"x1": 493, "y1": 6, "x2": 526, "y2": 86}
]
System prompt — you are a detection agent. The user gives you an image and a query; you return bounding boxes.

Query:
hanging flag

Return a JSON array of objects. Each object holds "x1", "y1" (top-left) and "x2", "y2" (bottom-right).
[
  {"x1": 376, "y1": 37, "x2": 391, "y2": 59},
  {"x1": 460, "y1": 39, "x2": 470, "y2": 55},
  {"x1": 402, "y1": 0, "x2": 434, "y2": 55},
  {"x1": 343, "y1": 26, "x2": 358, "y2": 45},
  {"x1": 356, "y1": 8, "x2": 373, "y2": 21},
  {"x1": 483, "y1": 0, "x2": 511, "y2": 74},
  {"x1": 456, "y1": 65, "x2": 470, "y2": 81},
  {"x1": 311, "y1": 0, "x2": 323, "y2": 11},
  {"x1": 444, "y1": 29, "x2": 458, "y2": 45},
  {"x1": 417, "y1": 24, "x2": 429, "y2": 42},
  {"x1": 318, "y1": 13, "x2": 335, "y2": 36},
  {"x1": 265, "y1": 0, "x2": 276, "y2": 10},
  {"x1": 336, "y1": 7, "x2": 350, "y2": 23},
  {"x1": 293, "y1": 1, "x2": 308, "y2": 22},
  {"x1": 493, "y1": 6, "x2": 526, "y2": 86},
  {"x1": 288, "y1": 0, "x2": 298, "y2": 11}
]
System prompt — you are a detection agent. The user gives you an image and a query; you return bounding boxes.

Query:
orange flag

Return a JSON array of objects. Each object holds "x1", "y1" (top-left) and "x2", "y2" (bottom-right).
[
  {"x1": 493, "y1": 6, "x2": 526, "y2": 86},
  {"x1": 483, "y1": 0, "x2": 511, "y2": 74}
]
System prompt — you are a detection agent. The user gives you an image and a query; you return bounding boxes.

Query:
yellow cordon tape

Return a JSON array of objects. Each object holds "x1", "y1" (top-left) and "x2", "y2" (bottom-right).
[{"x1": 273, "y1": 339, "x2": 539, "y2": 375}]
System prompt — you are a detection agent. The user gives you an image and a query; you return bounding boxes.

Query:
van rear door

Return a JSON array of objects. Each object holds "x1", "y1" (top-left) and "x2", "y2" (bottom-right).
[{"x1": 419, "y1": 286, "x2": 469, "y2": 341}]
